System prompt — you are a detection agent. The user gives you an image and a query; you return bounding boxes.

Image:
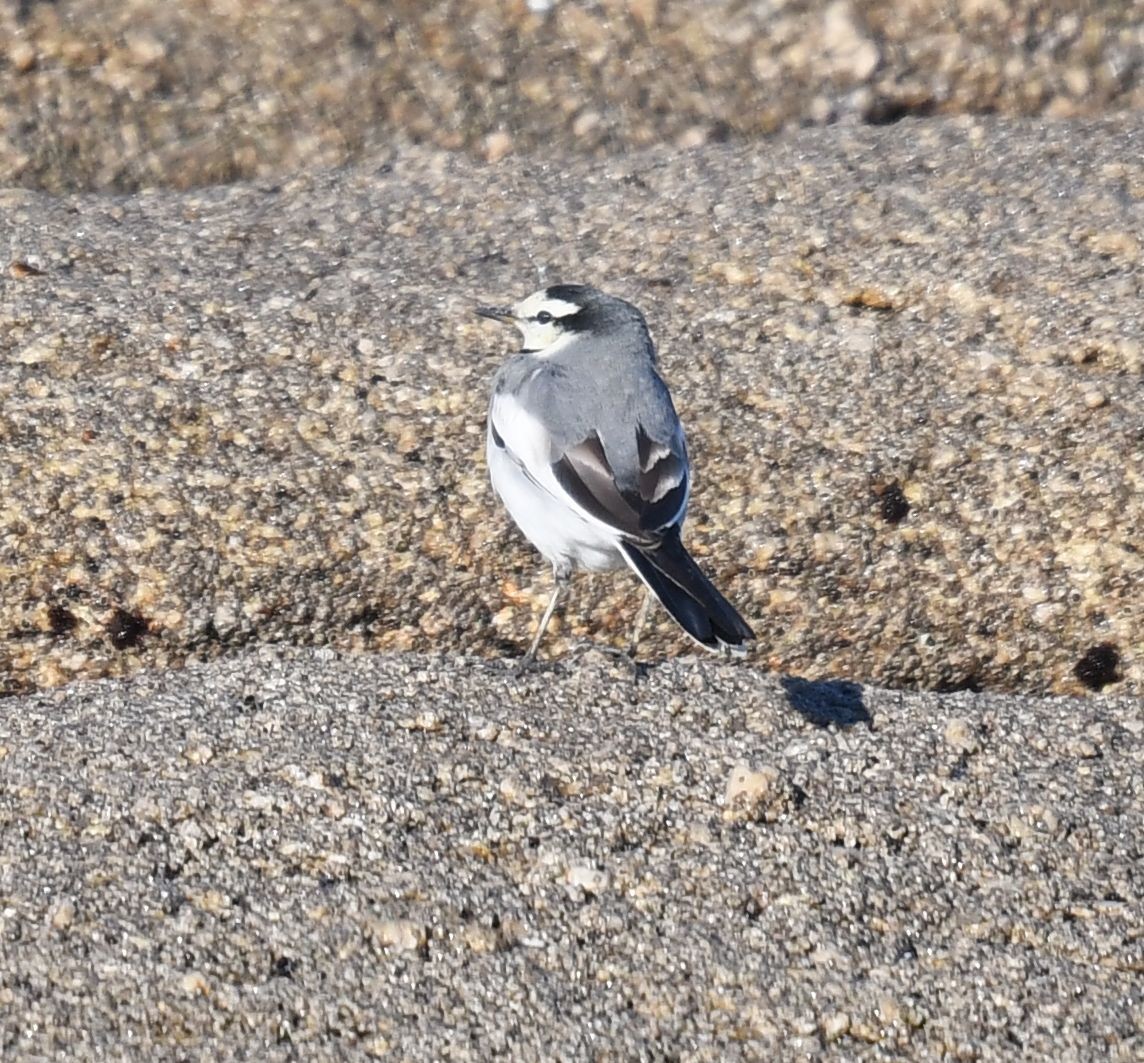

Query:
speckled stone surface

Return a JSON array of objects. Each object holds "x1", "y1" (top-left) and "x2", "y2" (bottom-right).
[
  {"x1": 2, "y1": 8, "x2": 1141, "y2": 1058},
  {"x1": 1, "y1": 0, "x2": 1141, "y2": 191},
  {"x1": 0, "y1": 648, "x2": 1139, "y2": 1059},
  {"x1": 2, "y1": 116, "x2": 1140, "y2": 698}
]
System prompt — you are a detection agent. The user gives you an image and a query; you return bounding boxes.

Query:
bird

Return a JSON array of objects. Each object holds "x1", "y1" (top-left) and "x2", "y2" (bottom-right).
[{"x1": 477, "y1": 283, "x2": 754, "y2": 667}]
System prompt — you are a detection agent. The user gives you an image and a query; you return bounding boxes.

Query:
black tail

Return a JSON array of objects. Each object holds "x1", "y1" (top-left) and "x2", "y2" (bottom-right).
[{"x1": 621, "y1": 527, "x2": 754, "y2": 653}]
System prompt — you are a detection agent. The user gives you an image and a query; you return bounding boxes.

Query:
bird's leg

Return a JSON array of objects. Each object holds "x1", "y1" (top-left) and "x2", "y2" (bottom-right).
[
  {"x1": 621, "y1": 587, "x2": 652, "y2": 685},
  {"x1": 518, "y1": 567, "x2": 569, "y2": 673},
  {"x1": 627, "y1": 588, "x2": 651, "y2": 660}
]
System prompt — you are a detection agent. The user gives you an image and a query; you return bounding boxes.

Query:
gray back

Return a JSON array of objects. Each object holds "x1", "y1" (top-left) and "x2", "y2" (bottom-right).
[{"x1": 493, "y1": 316, "x2": 684, "y2": 496}]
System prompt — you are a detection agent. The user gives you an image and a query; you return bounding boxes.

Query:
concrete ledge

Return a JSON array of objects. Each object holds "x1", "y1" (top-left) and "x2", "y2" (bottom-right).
[
  {"x1": 0, "y1": 646, "x2": 1138, "y2": 1058},
  {"x1": 2, "y1": 116, "x2": 1140, "y2": 697}
]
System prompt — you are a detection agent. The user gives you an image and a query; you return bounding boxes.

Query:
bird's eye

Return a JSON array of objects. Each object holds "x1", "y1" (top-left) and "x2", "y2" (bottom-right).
[{"x1": 535, "y1": 311, "x2": 554, "y2": 324}]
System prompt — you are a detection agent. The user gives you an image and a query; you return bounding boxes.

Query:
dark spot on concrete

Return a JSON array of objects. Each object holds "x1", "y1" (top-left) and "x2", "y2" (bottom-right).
[
  {"x1": 877, "y1": 480, "x2": 910, "y2": 523},
  {"x1": 1073, "y1": 642, "x2": 1121, "y2": 691},
  {"x1": 270, "y1": 955, "x2": 299, "y2": 979},
  {"x1": 864, "y1": 94, "x2": 937, "y2": 125},
  {"x1": 349, "y1": 603, "x2": 384, "y2": 629},
  {"x1": 108, "y1": 607, "x2": 148, "y2": 649},
  {"x1": 935, "y1": 673, "x2": 982, "y2": 694},
  {"x1": 47, "y1": 604, "x2": 77, "y2": 636},
  {"x1": 237, "y1": 693, "x2": 263, "y2": 713}
]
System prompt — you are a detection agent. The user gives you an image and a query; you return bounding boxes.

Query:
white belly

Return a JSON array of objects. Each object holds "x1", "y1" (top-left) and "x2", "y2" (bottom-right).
[{"x1": 487, "y1": 429, "x2": 624, "y2": 576}]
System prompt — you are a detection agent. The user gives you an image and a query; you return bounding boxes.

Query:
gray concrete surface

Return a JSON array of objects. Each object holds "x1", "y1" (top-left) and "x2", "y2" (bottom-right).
[
  {"x1": 2, "y1": 116, "x2": 1140, "y2": 698},
  {"x1": 0, "y1": 647, "x2": 1139, "y2": 1059},
  {"x1": 1, "y1": 27, "x2": 1142, "y2": 1058}
]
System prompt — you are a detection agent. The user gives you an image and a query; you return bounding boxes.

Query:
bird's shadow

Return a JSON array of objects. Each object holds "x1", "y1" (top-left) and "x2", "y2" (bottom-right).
[{"x1": 781, "y1": 676, "x2": 871, "y2": 729}]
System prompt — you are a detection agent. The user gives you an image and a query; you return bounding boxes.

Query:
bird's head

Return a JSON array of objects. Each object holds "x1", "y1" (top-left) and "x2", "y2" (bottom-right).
[{"x1": 477, "y1": 284, "x2": 647, "y2": 356}]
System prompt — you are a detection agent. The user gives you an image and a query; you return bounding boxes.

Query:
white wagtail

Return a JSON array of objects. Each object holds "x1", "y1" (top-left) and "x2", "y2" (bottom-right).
[{"x1": 478, "y1": 284, "x2": 754, "y2": 666}]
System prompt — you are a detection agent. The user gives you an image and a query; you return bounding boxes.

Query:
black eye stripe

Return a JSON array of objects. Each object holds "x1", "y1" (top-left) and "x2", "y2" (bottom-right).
[{"x1": 529, "y1": 306, "x2": 594, "y2": 331}]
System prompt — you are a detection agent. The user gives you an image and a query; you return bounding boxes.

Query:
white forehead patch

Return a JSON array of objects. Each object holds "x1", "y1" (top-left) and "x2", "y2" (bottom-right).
[{"x1": 513, "y1": 291, "x2": 582, "y2": 320}]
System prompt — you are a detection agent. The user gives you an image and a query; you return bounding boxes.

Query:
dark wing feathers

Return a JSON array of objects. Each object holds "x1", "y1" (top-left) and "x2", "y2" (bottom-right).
[
  {"x1": 635, "y1": 424, "x2": 688, "y2": 531},
  {"x1": 552, "y1": 433, "x2": 646, "y2": 539},
  {"x1": 552, "y1": 426, "x2": 687, "y2": 541}
]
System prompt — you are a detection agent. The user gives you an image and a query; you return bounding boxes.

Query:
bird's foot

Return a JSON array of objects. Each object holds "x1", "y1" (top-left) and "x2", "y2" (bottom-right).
[{"x1": 512, "y1": 653, "x2": 541, "y2": 679}]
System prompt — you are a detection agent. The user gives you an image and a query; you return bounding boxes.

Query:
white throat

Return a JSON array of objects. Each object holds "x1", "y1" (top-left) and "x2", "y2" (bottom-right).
[{"x1": 523, "y1": 329, "x2": 581, "y2": 359}]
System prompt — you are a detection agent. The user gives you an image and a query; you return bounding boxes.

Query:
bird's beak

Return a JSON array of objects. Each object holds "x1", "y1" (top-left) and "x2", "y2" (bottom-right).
[{"x1": 476, "y1": 305, "x2": 515, "y2": 324}]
